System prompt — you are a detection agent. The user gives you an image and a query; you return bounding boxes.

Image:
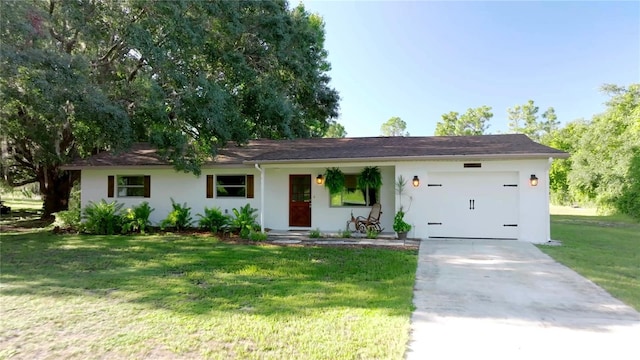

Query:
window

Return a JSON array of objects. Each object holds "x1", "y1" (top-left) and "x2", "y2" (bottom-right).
[
  {"x1": 116, "y1": 175, "x2": 149, "y2": 197},
  {"x1": 215, "y1": 175, "x2": 254, "y2": 198},
  {"x1": 330, "y1": 174, "x2": 379, "y2": 207}
]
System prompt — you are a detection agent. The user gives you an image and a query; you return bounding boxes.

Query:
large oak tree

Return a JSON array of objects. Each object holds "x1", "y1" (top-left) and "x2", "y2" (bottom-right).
[{"x1": 1, "y1": 0, "x2": 339, "y2": 216}]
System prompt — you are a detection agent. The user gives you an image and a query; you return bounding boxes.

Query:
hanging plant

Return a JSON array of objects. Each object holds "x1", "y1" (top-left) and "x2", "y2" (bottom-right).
[
  {"x1": 358, "y1": 166, "x2": 382, "y2": 206},
  {"x1": 358, "y1": 166, "x2": 382, "y2": 191},
  {"x1": 324, "y1": 167, "x2": 345, "y2": 195}
]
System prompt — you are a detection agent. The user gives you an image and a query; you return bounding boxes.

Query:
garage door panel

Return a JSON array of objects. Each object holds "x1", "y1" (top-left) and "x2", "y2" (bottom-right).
[{"x1": 425, "y1": 172, "x2": 519, "y2": 239}]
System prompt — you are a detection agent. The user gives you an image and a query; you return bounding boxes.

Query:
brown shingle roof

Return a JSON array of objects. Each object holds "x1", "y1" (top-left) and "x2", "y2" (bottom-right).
[
  {"x1": 63, "y1": 134, "x2": 569, "y2": 169},
  {"x1": 65, "y1": 143, "x2": 168, "y2": 167}
]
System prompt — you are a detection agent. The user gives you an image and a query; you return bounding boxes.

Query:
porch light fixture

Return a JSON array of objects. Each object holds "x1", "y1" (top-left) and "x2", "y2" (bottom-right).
[
  {"x1": 316, "y1": 174, "x2": 324, "y2": 185},
  {"x1": 529, "y1": 174, "x2": 539, "y2": 187},
  {"x1": 412, "y1": 175, "x2": 420, "y2": 187}
]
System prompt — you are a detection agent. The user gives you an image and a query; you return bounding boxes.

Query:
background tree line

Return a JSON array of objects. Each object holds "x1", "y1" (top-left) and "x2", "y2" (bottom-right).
[{"x1": 429, "y1": 83, "x2": 639, "y2": 219}]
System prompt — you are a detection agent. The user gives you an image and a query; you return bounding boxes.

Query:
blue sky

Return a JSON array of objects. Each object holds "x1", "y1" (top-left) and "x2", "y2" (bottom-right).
[{"x1": 301, "y1": 1, "x2": 640, "y2": 137}]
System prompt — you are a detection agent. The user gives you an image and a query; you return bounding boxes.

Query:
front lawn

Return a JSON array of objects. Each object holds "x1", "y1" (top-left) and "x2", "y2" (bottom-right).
[
  {"x1": 539, "y1": 212, "x2": 640, "y2": 311},
  {"x1": 0, "y1": 232, "x2": 417, "y2": 359}
]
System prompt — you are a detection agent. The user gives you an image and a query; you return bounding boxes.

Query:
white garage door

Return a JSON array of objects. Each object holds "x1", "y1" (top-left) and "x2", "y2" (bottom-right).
[{"x1": 425, "y1": 172, "x2": 519, "y2": 239}]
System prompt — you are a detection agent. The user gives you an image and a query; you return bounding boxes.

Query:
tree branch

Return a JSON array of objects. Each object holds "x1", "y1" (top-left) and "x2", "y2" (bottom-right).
[
  {"x1": 99, "y1": 41, "x2": 123, "y2": 63},
  {"x1": 64, "y1": 29, "x2": 79, "y2": 54},
  {"x1": 10, "y1": 154, "x2": 36, "y2": 171},
  {"x1": 49, "y1": 27, "x2": 65, "y2": 45},
  {"x1": 127, "y1": 57, "x2": 145, "y2": 82},
  {"x1": 4, "y1": 176, "x2": 39, "y2": 187}
]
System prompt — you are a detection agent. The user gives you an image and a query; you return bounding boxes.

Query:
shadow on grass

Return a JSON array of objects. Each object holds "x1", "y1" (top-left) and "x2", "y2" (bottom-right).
[
  {"x1": 0, "y1": 207, "x2": 52, "y2": 231},
  {"x1": 1, "y1": 232, "x2": 417, "y2": 317}
]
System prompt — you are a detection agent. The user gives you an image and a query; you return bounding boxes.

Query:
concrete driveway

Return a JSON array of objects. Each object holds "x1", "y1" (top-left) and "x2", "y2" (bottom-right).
[{"x1": 406, "y1": 239, "x2": 640, "y2": 360}]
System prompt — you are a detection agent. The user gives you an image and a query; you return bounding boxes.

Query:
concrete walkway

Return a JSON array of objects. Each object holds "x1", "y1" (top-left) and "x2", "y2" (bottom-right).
[{"x1": 406, "y1": 239, "x2": 640, "y2": 360}]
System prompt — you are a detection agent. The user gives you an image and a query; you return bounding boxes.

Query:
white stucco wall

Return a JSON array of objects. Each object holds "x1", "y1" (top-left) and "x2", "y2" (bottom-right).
[
  {"x1": 80, "y1": 167, "x2": 261, "y2": 226},
  {"x1": 79, "y1": 157, "x2": 553, "y2": 243}
]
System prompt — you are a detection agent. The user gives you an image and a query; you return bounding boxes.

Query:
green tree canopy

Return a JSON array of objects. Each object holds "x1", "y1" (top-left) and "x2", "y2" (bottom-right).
[
  {"x1": 324, "y1": 122, "x2": 347, "y2": 138},
  {"x1": 380, "y1": 116, "x2": 409, "y2": 136},
  {"x1": 507, "y1": 100, "x2": 559, "y2": 142},
  {"x1": 543, "y1": 119, "x2": 589, "y2": 205},
  {"x1": 434, "y1": 106, "x2": 493, "y2": 136},
  {"x1": 568, "y1": 84, "x2": 640, "y2": 218},
  {"x1": 0, "y1": 0, "x2": 339, "y2": 215},
  {"x1": 541, "y1": 107, "x2": 560, "y2": 136}
]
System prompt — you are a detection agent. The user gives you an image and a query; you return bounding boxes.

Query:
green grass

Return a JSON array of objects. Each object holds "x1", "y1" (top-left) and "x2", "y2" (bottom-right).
[
  {"x1": 538, "y1": 213, "x2": 640, "y2": 311},
  {"x1": 0, "y1": 231, "x2": 417, "y2": 359},
  {"x1": 550, "y1": 204, "x2": 598, "y2": 216},
  {"x1": 0, "y1": 197, "x2": 43, "y2": 210}
]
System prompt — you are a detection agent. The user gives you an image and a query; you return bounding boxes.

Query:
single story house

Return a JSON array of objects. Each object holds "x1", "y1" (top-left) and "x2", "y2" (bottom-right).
[{"x1": 63, "y1": 134, "x2": 568, "y2": 243}]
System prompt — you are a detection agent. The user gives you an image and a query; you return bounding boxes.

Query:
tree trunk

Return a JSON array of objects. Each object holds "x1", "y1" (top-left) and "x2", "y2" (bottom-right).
[{"x1": 38, "y1": 166, "x2": 79, "y2": 217}]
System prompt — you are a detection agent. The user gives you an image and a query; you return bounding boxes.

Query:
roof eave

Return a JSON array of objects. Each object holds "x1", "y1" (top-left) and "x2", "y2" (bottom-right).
[
  {"x1": 61, "y1": 151, "x2": 569, "y2": 169},
  {"x1": 244, "y1": 152, "x2": 570, "y2": 165}
]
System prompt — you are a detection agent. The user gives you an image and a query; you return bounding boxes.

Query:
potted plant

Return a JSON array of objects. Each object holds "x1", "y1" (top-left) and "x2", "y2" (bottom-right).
[
  {"x1": 324, "y1": 167, "x2": 345, "y2": 195},
  {"x1": 358, "y1": 166, "x2": 382, "y2": 205},
  {"x1": 393, "y1": 209, "x2": 412, "y2": 239}
]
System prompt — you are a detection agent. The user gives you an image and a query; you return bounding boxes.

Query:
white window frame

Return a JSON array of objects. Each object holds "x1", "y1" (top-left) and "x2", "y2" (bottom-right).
[
  {"x1": 216, "y1": 175, "x2": 247, "y2": 198},
  {"x1": 117, "y1": 175, "x2": 145, "y2": 198}
]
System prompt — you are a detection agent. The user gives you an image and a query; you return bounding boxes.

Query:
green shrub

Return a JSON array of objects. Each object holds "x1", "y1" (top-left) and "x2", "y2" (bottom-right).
[
  {"x1": 231, "y1": 203, "x2": 259, "y2": 239},
  {"x1": 83, "y1": 200, "x2": 124, "y2": 235},
  {"x1": 122, "y1": 201, "x2": 155, "y2": 234},
  {"x1": 366, "y1": 228, "x2": 379, "y2": 239},
  {"x1": 339, "y1": 229, "x2": 352, "y2": 238},
  {"x1": 54, "y1": 209, "x2": 81, "y2": 229},
  {"x1": 393, "y1": 210, "x2": 412, "y2": 233},
  {"x1": 197, "y1": 206, "x2": 230, "y2": 233},
  {"x1": 309, "y1": 228, "x2": 322, "y2": 238},
  {"x1": 248, "y1": 231, "x2": 268, "y2": 242},
  {"x1": 161, "y1": 198, "x2": 192, "y2": 231}
]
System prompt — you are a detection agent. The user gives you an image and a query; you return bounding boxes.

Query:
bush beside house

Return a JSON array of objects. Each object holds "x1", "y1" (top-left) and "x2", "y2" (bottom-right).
[{"x1": 61, "y1": 199, "x2": 263, "y2": 240}]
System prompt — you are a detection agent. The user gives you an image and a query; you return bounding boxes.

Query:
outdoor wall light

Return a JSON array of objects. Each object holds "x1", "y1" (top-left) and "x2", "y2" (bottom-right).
[
  {"x1": 316, "y1": 174, "x2": 324, "y2": 185},
  {"x1": 412, "y1": 175, "x2": 420, "y2": 187},
  {"x1": 529, "y1": 174, "x2": 539, "y2": 187}
]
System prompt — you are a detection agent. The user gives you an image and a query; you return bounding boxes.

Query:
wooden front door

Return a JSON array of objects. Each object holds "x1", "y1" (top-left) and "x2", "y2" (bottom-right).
[{"x1": 289, "y1": 175, "x2": 311, "y2": 227}]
